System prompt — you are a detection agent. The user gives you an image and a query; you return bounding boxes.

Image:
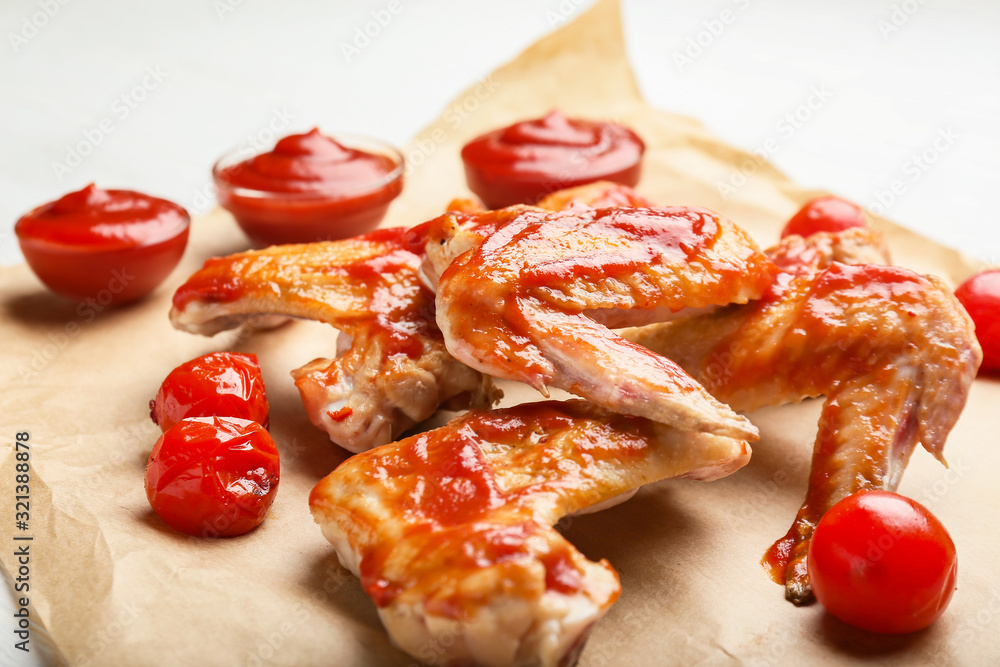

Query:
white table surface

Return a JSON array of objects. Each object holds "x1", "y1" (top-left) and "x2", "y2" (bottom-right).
[{"x1": 1, "y1": 1, "x2": 998, "y2": 665}]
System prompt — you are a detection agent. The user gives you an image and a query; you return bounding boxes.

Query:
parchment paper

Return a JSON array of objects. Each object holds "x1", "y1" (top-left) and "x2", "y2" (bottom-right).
[{"x1": 3, "y1": 0, "x2": 998, "y2": 664}]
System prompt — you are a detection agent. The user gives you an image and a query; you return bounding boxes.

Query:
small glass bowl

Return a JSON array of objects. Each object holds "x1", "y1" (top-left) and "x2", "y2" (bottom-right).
[
  {"x1": 212, "y1": 133, "x2": 404, "y2": 247},
  {"x1": 15, "y1": 197, "x2": 190, "y2": 305}
]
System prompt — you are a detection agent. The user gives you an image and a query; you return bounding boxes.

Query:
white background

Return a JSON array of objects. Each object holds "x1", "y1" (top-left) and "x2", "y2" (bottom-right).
[{"x1": 1, "y1": 0, "x2": 999, "y2": 269}]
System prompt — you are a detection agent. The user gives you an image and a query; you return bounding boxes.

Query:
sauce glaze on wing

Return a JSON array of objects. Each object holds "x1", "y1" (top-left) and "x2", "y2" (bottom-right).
[
  {"x1": 170, "y1": 228, "x2": 496, "y2": 453},
  {"x1": 425, "y1": 206, "x2": 776, "y2": 439},
  {"x1": 310, "y1": 400, "x2": 750, "y2": 667}
]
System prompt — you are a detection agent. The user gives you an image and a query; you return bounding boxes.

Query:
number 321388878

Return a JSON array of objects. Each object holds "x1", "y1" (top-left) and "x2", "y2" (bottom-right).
[{"x1": 14, "y1": 432, "x2": 30, "y2": 528}]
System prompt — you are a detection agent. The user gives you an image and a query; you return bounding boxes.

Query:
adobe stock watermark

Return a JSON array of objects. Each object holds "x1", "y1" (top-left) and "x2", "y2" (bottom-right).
[
  {"x1": 51, "y1": 65, "x2": 169, "y2": 181},
  {"x1": 340, "y1": 0, "x2": 403, "y2": 63},
  {"x1": 544, "y1": 0, "x2": 588, "y2": 27},
  {"x1": 240, "y1": 562, "x2": 351, "y2": 667},
  {"x1": 402, "y1": 75, "x2": 501, "y2": 177},
  {"x1": 748, "y1": 625, "x2": 802, "y2": 667},
  {"x1": 74, "y1": 599, "x2": 144, "y2": 667},
  {"x1": 672, "y1": 0, "x2": 752, "y2": 72},
  {"x1": 586, "y1": 592, "x2": 703, "y2": 666},
  {"x1": 187, "y1": 107, "x2": 295, "y2": 215},
  {"x1": 74, "y1": 558, "x2": 180, "y2": 667},
  {"x1": 877, "y1": 0, "x2": 929, "y2": 40},
  {"x1": 924, "y1": 589, "x2": 1000, "y2": 662},
  {"x1": 74, "y1": 422, "x2": 159, "y2": 494},
  {"x1": 7, "y1": 0, "x2": 72, "y2": 54},
  {"x1": 213, "y1": 0, "x2": 244, "y2": 20},
  {"x1": 16, "y1": 268, "x2": 135, "y2": 380},
  {"x1": 866, "y1": 126, "x2": 958, "y2": 216},
  {"x1": 915, "y1": 458, "x2": 969, "y2": 509},
  {"x1": 716, "y1": 83, "x2": 834, "y2": 200}
]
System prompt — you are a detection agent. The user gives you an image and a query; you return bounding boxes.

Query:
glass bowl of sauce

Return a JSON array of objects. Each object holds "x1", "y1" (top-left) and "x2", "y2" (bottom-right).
[
  {"x1": 213, "y1": 128, "x2": 404, "y2": 246},
  {"x1": 461, "y1": 111, "x2": 645, "y2": 209},
  {"x1": 15, "y1": 183, "x2": 190, "y2": 304}
]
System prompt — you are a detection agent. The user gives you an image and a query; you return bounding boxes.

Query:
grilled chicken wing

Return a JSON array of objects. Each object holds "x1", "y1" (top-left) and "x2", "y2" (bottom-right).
[
  {"x1": 170, "y1": 183, "x2": 656, "y2": 452},
  {"x1": 536, "y1": 181, "x2": 655, "y2": 211},
  {"x1": 310, "y1": 400, "x2": 750, "y2": 667},
  {"x1": 446, "y1": 181, "x2": 654, "y2": 216},
  {"x1": 623, "y1": 228, "x2": 982, "y2": 603},
  {"x1": 170, "y1": 228, "x2": 496, "y2": 452},
  {"x1": 422, "y1": 206, "x2": 776, "y2": 440}
]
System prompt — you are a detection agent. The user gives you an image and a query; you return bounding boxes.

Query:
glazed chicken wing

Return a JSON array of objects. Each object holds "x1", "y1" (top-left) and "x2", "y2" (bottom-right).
[
  {"x1": 422, "y1": 206, "x2": 776, "y2": 439},
  {"x1": 446, "y1": 181, "x2": 654, "y2": 216},
  {"x1": 170, "y1": 228, "x2": 496, "y2": 452},
  {"x1": 535, "y1": 181, "x2": 656, "y2": 211},
  {"x1": 623, "y1": 228, "x2": 982, "y2": 603},
  {"x1": 170, "y1": 183, "x2": 656, "y2": 452},
  {"x1": 310, "y1": 400, "x2": 750, "y2": 667}
]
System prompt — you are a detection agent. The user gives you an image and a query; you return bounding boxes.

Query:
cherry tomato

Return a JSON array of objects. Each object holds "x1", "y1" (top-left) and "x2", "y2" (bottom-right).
[
  {"x1": 954, "y1": 269, "x2": 1000, "y2": 373},
  {"x1": 14, "y1": 184, "x2": 190, "y2": 304},
  {"x1": 808, "y1": 490, "x2": 957, "y2": 634},
  {"x1": 150, "y1": 352, "x2": 269, "y2": 432},
  {"x1": 780, "y1": 196, "x2": 867, "y2": 239},
  {"x1": 145, "y1": 416, "x2": 280, "y2": 537}
]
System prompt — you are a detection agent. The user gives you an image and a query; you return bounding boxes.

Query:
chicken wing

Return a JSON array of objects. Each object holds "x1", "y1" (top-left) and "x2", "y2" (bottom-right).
[
  {"x1": 170, "y1": 228, "x2": 496, "y2": 452},
  {"x1": 536, "y1": 181, "x2": 655, "y2": 211},
  {"x1": 446, "y1": 181, "x2": 654, "y2": 216},
  {"x1": 309, "y1": 399, "x2": 751, "y2": 667},
  {"x1": 623, "y1": 228, "x2": 982, "y2": 603},
  {"x1": 171, "y1": 182, "x2": 663, "y2": 452},
  {"x1": 422, "y1": 206, "x2": 776, "y2": 439}
]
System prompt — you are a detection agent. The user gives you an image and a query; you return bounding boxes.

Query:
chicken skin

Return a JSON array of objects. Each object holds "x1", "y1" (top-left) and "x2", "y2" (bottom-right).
[
  {"x1": 169, "y1": 183, "x2": 683, "y2": 452},
  {"x1": 623, "y1": 228, "x2": 982, "y2": 603},
  {"x1": 170, "y1": 228, "x2": 496, "y2": 452},
  {"x1": 421, "y1": 205, "x2": 776, "y2": 440},
  {"x1": 446, "y1": 181, "x2": 655, "y2": 216},
  {"x1": 310, "y1": 400, "x2": 750, "y2": 667},
  {"x1": 535, "y1": 181, "x2": 656, "y2": 211}
]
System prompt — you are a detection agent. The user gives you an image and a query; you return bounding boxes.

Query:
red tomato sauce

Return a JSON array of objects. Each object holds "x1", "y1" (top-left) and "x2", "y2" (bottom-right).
[
  {"x1": 461, "y1": 111, "x2": 645, "y2": 208},
  {"x1": 15, "y1": 184, "x2": 189, "y2": 304},
  {"x1": 214, "y1": 128, "x2": 403, "y2": 246}
]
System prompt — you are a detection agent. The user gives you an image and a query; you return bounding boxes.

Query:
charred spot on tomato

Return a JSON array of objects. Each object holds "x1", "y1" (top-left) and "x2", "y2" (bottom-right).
[{"x1": 144, "y1": 416, "x2": 280, "y2": 538}]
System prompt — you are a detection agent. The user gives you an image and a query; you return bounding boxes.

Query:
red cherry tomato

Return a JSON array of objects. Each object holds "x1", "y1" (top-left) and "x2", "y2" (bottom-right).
[
  {"x1": 150, "y1": 352, "x2": 269, "y2": 432},
  {"x1": 954, "y1": 269, "x2": 1000, "y2": 373},
  {"x1": 780, "y1": 196, "x2": 867, "y2": 239},
  {"x1": 145, "y1": 416, "x2": 280, "y2": 537},
  {"x1": 808, "y1": 490, "x2": 957, "y2": 634},
  {"x1": 14, "y1": 184, "x2": 190, "y2": 304}
]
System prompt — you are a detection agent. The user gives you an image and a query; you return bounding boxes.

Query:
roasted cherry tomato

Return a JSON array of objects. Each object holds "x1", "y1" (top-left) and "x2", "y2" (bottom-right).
[
  {"x1": 954, "y1": 269, "x2": 1000, "y2": 373},
  {"x1": 808, "y1": 490, "x2": 957, "y2": 634},
  {"x1": 145, "y1": 416, "x2": 280, "y2": 537},
  {"x1": 780, "y1": 195, "x2": 867, "y2": 239},
  {"x1": 150, "y1": 352, "x2": 269, "y2": 432},
  {"x1": 14, "y1": 184, "x2": 190, "y2": 304}
]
